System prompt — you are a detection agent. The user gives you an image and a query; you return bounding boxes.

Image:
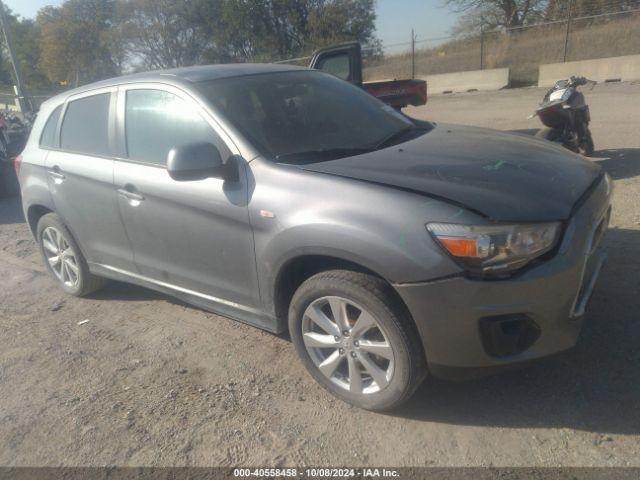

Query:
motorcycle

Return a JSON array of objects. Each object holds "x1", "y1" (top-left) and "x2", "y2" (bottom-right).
[
  {"x1": 0, "y1": 113, "x2": 11, "y2": 196},
  {"x1": 0, "y1": 114, "x2": 9, "y2": 160},
  {"x1": 530, "y1": 75, "x2": 596, "y2": 156}
]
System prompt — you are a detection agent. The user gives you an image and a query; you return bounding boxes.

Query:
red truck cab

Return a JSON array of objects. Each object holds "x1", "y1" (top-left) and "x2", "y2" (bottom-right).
[{"x1": 309, "y1": 42, "x2": 427, "y2": 109}]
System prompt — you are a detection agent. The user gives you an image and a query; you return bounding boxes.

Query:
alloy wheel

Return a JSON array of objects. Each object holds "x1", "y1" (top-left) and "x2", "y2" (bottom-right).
[
  {"x1": 301, "y1": 296, "x2": 395, "y2": 394},
  {"x1": 42, "y1": 226, "x2": 80, "y2": 288}
]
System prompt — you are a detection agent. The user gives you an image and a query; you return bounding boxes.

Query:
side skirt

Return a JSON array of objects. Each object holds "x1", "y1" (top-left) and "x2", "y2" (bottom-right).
[{"x1": 89, "y1": 263, "x2": 283, "y2": 334}]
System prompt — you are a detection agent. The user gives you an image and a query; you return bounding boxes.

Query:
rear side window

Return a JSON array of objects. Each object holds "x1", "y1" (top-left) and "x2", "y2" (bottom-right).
[
  {"x1": 125, "y1": 89, "x2": 227, "y2": 166},
  {"x1": 60, "y1": 93, "x2": 111, "y2": 156},
  {"x1": 39, "y1": 105, "x2": 62, "y2": 148}
]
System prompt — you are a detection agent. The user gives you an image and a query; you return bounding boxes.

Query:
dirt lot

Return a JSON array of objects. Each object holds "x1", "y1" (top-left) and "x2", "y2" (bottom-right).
[{"x1": 1, "y1": 82, "x2": 639, "y2": 467}]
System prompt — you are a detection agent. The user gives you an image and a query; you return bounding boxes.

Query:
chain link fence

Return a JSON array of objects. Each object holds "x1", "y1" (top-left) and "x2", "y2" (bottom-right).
[{"x1": 357, "y1": 0, "x2": 640, "y2": 85}]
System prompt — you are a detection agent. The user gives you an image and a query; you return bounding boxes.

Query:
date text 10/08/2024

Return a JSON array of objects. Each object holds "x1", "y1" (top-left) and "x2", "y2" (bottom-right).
[{"x1": 233, "y1": 468, "x2": 401, "y2": 477}]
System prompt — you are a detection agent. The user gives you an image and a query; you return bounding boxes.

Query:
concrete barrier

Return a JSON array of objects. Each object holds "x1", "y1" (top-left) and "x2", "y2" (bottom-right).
[
  {"x1": 422, "y1": 68, "x2": 510, "y2": 95},
  {"x1": 538, "y1": 54, "x2": 640, "y2": 87}
]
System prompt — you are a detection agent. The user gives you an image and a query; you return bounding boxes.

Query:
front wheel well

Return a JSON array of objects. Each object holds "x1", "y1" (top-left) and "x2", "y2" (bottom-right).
[{"x1": 273, "y1": 255, "x2": 414, "y2": 333}]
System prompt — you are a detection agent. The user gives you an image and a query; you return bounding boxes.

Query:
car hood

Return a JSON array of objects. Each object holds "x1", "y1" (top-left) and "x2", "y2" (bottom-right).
[{"x1": 299, "y1": 123, "x2": 602, "y2": 221}]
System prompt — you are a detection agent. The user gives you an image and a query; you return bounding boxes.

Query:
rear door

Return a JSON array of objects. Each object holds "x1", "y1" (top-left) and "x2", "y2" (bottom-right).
[
  {"x1": 45, "y1": 88, "x2": 133, "y2": 270},
  {"x1": 309, "y1": 42, "x2": 363, "y2": 86},
  {"x1": 113, "y1": 84, "x2": 260, "y2": 310}
]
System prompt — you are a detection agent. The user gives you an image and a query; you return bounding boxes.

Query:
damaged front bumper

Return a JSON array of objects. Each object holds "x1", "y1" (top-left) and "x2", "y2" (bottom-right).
[{"x1": 394, "y1": 174, "x2": 612, "y2": 380}]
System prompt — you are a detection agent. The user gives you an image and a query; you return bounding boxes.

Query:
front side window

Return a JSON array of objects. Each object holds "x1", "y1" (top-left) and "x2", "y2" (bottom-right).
[
  {"x1": 60, "y1": 93, "x2": 110, "y2": 156},
  {"x1": 197, "y1": 71, "x2": 416, "y2": 162},
  {"x1": 39, "y1": 105, "x2": 62, "y2": 148},
  {"x1": 125, "y1": 89, "x2": 225, "y2": 166}
]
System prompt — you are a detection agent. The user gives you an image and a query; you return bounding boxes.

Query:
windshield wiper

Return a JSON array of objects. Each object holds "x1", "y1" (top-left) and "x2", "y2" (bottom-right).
[
  {"x1": 373, "y1": 125, "x2": 417, "y2": 150},
  {"x1": 276, "y1": 147, "x2": 373, "y2": 164}
]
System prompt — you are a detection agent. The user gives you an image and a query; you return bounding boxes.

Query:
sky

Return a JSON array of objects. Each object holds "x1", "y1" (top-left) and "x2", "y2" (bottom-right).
[
  {"x1": 3, "y1": 0, "x2": 458, "y2": 47},
  {"x1": 376, "y1": 0, "x2": 457, "y2": 46},
  {"x1": 4, "y1": 0, "x2": 63, "y2": 19}
]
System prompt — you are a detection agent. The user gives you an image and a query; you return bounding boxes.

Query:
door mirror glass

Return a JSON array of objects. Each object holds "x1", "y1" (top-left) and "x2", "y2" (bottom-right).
[{"x1": 167, "y1": 142, "x2": 224, "y2": 181}]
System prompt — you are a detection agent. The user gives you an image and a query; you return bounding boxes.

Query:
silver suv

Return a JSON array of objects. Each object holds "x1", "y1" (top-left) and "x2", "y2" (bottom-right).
[{"x1": 17, "y1": 64, "x2": 611, "y2": 410}]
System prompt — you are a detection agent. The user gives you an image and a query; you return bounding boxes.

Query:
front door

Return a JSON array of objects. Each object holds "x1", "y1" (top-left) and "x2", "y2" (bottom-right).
[{"x1": 113, "y1": 85, "x2": 260, "y2": 312}]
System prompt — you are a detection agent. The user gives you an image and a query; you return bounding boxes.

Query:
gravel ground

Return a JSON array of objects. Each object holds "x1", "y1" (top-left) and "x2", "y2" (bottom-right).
[{"x1": 1, "y1": 82, "x2": 639, "y2": 467}]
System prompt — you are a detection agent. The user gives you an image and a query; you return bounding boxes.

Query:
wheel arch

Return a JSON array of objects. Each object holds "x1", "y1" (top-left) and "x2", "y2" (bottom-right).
[
  {"x1": 26, "y1": 204, "x2": 54, "y2": 236},
  {"x1": 26, "y1": 204, "x2": 89, "y2": 264},
  {"x1": 272, "y1": 253, "x2": 419, "y2": 346}
]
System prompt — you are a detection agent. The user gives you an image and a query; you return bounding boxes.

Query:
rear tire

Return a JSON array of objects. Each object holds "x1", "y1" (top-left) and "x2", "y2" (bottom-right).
[
  {"x1": 36, "y1": 213, "x2": 107, "y2": 296},
  {"x1": 288, "y1": 269, "x2": 426, "y2": 411}
]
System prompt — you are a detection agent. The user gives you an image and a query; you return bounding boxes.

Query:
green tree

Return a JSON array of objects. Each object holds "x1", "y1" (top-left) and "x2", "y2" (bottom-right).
[
  {"x1": 34, "y1": 0, "x2": 379, "y2": 82},
  {"x1": 11, "y1": 18, "x2": 50, "y2": 90},
  {"x1": 38, "y1": 0, "x2": 120, "y2": 85},
  {"x1": 125, "y1": 0, "x2": 381, "y2": 65},
  {"x1": 0, "y1": 4, "x2": 50, "y2": 92},
  {"x1": 197, "y1": 0, "x2": 311, "y2": 61},
  {"x1": 307, "y1": 0, "x2": 377, "y2": 49},
  {"x1": 116, "y1": 0, "x2": 216, "y2": 70}
]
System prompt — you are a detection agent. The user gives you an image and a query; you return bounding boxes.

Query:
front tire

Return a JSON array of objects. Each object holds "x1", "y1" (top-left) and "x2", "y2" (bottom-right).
[
  {"x1": 580, "y1": 127, "x2": 594, "y2": 156},
  {"x1": 535, "y1": 127, "x2": 561, "y2": 142},
  {"x1": 37, "y1": 213, "x2": 107, "y2": 296},
  {"x1": 288, "y1": 270, "x2": 425, "y2": 411}
]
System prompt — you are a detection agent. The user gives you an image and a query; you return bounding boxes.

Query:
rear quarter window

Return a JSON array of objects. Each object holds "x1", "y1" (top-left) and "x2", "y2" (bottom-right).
[
  {"x1": 39, "y1": 105, "x2": 62, "y2": 148},
  {"x1": 60, "y1": 93, "x2": 111, "y2": 156}
]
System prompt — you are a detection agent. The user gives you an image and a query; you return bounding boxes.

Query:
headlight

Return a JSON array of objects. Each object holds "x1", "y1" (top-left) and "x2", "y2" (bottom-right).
[{"x1": 427, "y1": 222, "x2": 561, "y2": 277}]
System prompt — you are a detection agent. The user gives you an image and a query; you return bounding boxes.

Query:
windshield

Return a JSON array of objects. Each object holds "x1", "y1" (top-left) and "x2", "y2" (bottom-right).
[{"x1": 196, "y1": 70, "x2": 417, "y2": 162}]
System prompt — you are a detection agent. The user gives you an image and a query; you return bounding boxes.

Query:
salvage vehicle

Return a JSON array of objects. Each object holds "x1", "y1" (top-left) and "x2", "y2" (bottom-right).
[
  {"x1": 309, "y1": 42, "x2": 427, "y2": 109},
  {"x1": 17, "y1": 64, "x2": 611, "y2": 410}
]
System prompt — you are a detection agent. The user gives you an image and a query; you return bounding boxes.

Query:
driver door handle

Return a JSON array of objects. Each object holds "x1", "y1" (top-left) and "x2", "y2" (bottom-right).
[
  {"x1": 117, "y1": 187, "x2": 145, "y2": 202},
  {"x1": 48, "y1": 166, "x2": 66, "y2": 183}
]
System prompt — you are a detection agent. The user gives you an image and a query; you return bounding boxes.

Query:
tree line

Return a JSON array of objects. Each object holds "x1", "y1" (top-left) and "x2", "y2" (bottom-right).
[{"x1": 0, "y1": 0, "x2": 377, "y2": 92}]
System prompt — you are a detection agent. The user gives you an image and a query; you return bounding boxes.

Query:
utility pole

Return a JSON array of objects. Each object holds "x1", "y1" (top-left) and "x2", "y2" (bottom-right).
[
  {"x1": 563, "y1": 0, "x2": 574, "y2": 62},
  {"x1": 0, "y1": 0, "x2": 29, "y2": 112},
  {"x1": 480, "y1": 15, "x2": 485, "y2": 70},
  {"x1": 410, "y1": 28, "x2": 416, "y2": 79}
]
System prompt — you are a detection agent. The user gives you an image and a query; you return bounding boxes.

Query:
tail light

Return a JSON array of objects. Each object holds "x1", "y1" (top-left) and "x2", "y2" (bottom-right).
[
  {"x1": 14, "y1": 154, "x2": 22, "y2": 177},
  {"x1": 418, "y1": 81, "x2": 427, "y2": 105}
]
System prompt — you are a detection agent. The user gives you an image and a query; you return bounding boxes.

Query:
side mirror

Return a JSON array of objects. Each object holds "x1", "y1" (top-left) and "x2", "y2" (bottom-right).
[{"x1": 167, "y1": 142, "x2": 225, "y2": 182}]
